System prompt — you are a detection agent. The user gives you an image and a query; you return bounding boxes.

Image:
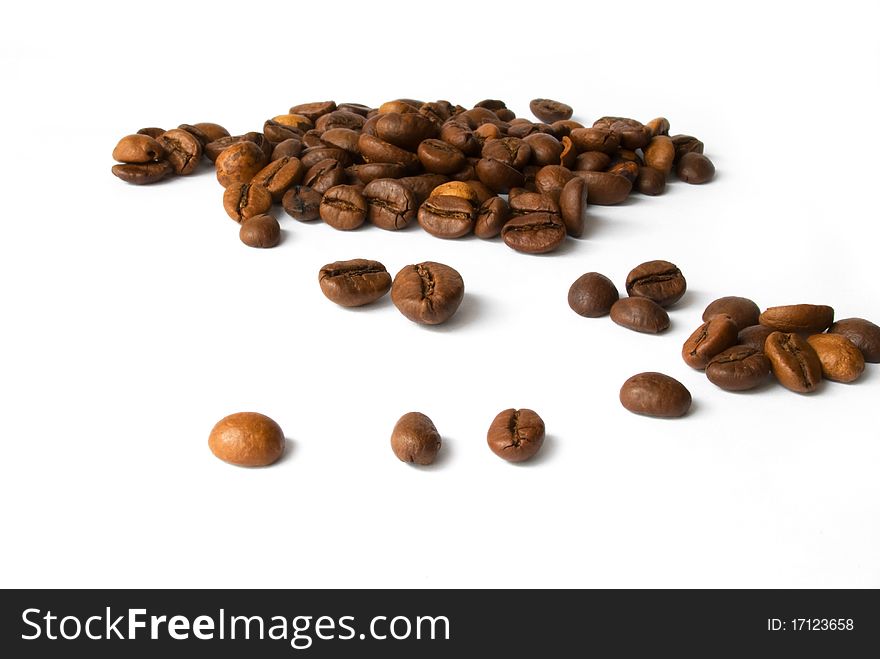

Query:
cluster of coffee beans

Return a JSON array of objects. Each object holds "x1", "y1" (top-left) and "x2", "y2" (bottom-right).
[
  {"x1": 684, "y1": 300, "x2": 879, "y2": 393},
  {"x1": 208, "y1": 408, "x2": 546, "y2": 468},
  {"x1": 111, "y1": 98, "x2": 714, "y2": 252},
  {"x1": 319, "y1": 259, "x2": 464, "y2": 325}
]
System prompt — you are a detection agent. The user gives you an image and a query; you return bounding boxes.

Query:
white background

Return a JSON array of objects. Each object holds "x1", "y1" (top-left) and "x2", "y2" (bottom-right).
[{"x1": 1, "y1": 0, "x2": 878, "y2": 588}]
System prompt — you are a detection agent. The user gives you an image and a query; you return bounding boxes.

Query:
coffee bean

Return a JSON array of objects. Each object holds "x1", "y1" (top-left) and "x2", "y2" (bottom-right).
[
  {"x1": 482, "y1": 137, "x2": 532, "y2": 169},
  {"x1": 418, "y1": 139, "x2": 466, "y2": 174},
  {"x1": 508, "y1": 192, "x2": 561, "y2": 217},
  {"x1": 570, "y1": 127, "x2": 620, "y2": 154},
  {"x1": 806, "y1": 333, "x2": 865, "y2": 383},
  {"x1": 376, "y1": 112, "x2": 437, "y2": 150},
  {"x1": 204, "y1": 133, "x2": 254, "y2": 163},
  {"x1": 272, "y1": 113, "x2": 314, "y2": 131},
  {"x1": 358, "y1": 133, "x2": 420, "y2": 170},
  {"x1": 157, "y1": 128, "x2": 202, "y2": 175},
  {"x1": 533, "y1": 165, "x2": 574, "y2": 202},
  {"x1": 568, "y1": 272, "x2": 619, "y2": 317},
  {"x1": 571, "y1": 171, "x2": 632, "y2": 205},
  {"x1": 440, "y1": 121, "x2": 480, "y2": 156},
  {"x1": 418, "y1": 195, "x2": 475, "y2": 238},
  {"x1": 529, "y1": 98, "x2": 572, "y2": 123},
  {"x1": 431, "y1": 181, "x2": 480, "y2": 206},
  {"x1": 239, "y1": 213, "x2": 281, "y2": 248},
  {"x1": 319, "y1": 127, "x2": 361, "y2": 154},
  {"x1": 300, "y1": 146, "x2": 353, "y2": 170},
  {"x1": 610, "y1": 297, "x2": 670, "y2": 333},
  {"x1": 391, "y1": 262, "x2": 465, "y2": 325},
  {"x1": 474, "y1": 196, "x2": 509, "y2": 239},
  {"x1": 215, "y1": 140, "x2": 268, "y2": 187},
  {"x1": 112, "y1": 134, "x2": 166, "y2": 163},
  {"x1": 676, "y1": 152, "x2": 715, "y2": 184},
  {"x1": 607, "y1": 160, "x2": 639, "y2": 184},
  {"x1": 250, "y1": 157, "x2": 304, "y2": 202},
  {"x1": 619, "y1": 372, "x2": 691, "y2": 418},
  {"x1": 191, "y1": 122, "x2": 230, "y2": 143},
  {"x1": 759, "y1": 304, "x2": 834, "y2": 334},
  {"x1": 319, "y1": 184, "x2": 368, "y2": 230},
  {"x1": 316, "y1": 110, "x2": 367, "y2": 131},
  {"x1": 501, "y1": 213, "x2": 566, "y2": 254},
  {"x1": 551, "y1": 119, "x2": 584, "y2": 136},
  {"x1": 523, "y1": 133, "x2": 564, "y2": 166},
  {"x1": 137, "y1": 127, "x2": 165, "y2": 139},
  {"x1": 559, "y1": 136, "x2": 578, "y2": 168},
  {"x1": 643, "y1": 136, "x2": 675, "y2": 174},
  {"x1": 362, "y1": 178, "x2": 417, "y2": 230},
  {"x1": 301, "y1": 131, "x2": 326, "y2": 149},
  {"x1": 111, "y1": 161, "x2": 174, "y2": 185},
  {"x1": 764, "y1": 331, "x2": 823, "y2": 393},
  {"x1": 487, "y1": 408, "x2": 545, "y2": 462},
  {"x1": 319, "y1": 258, "x2": 392, "y2": 307},
  {"x1": 475, "y1": 157, "x2": 525, "y2": 193},
  {"x1": 449, "y1": 162, "x2": 476, "y2": 182},
  {"x1": 574, "y1": 151, "x2": 612, "y2": 172},
  {"x1": 335, "y1": 103, "x2": 372, "y2": 117},
  {"x1": 282, "y1": 185, "x2": 323, "y2": 222},
  {"x1": 399, "y1": 174, "x2": 449, "y2": 204},
  {"x1": 289, "y1": 101, "x2": 337, "y2": 122},
  {"x1": 272, "y1": 139, "x2": 303, "y2": 162},
  {"x1": 208, "y1": 412, "x2": 285, "y2": 467},
  {"x1": 646, "y1": 117, "x2": 670, "y2": 137},
  {"x1": 303, "y1": 158, "x2": 346, "y2": 194},
  {"x1": 391, "y1": 412, "x2": 442, "y2": 465},
  {"x1": 625, "y1": 260, "x2": 686, "y2": 307},
  {"x1": 635, "y1": 166, "x2": 666, "y2": 195},
  {"x1": 223, "y1": 182, "x2": 272, "y2": 222},
  {"x1": 593, "y1": 116, "x2": 651, "y2": 150},
  {"x1": 682, "y1": 314, "x2": 739, "y2": 369},
  {"x1": 177, "y1": 123, "x2": 211, "y2": 147},
  {"x1": 827, "y1": 317, "x2": 880, "y2": 362},
  {"x1": 671, "y1": 134, "x2": 704, "y2": 160},
  {"x1": 705, "y1": 346, "x2": 772, "y2": 391},
  {"x1": 556, "y1": 177, "x2": 588, "y2": 238},
  {"x1": 737, "y1": 324, "x2": 775, "y2": 351},
  {"x1": 263, "y1": 119, "x2": 303, "y2": 143},
  {"x1": 703, "y1": 296, "x2": 760, "y2": 331}
]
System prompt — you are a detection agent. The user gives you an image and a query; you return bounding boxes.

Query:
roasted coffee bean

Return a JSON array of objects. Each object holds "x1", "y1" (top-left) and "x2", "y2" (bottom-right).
[
  {"x1": 574, "y1": 151, "x2": 612, "y2": 172},
  {"x1": 635, "y1": 166, "x2": 666, "y2": 195},
  {"x1": 705, "y1": 346, "x2": 772, "y2": 391},
  {"x1": 271, "y1": 138, "x2": 303, "y2": 161},
  {"x1": 806, "y1": 334, "x2": 865, "y2": 383},
  {"x1": 551, "y1": 119, "x2": 583, "y2": 136},
  {"x1": 482, "y1": 137, "x2": 532, "y2": 169},
  {"x1": 682, "y1": 314, "x2": 739, "y2": 369},
  {"x1": 625, "y1": 260, "x2": 686, "y2": 307},
  {"x1": 263, "y1": 119, "x2": 303, "y2": 143},
  {"x1": 399, "y1": 174, "x2": 449, "y2": 204},
  {"x1": 289, "y1": 100, "x2": 337, "y2": 122},
  {"x1": 676, "y1": 152, "x2": 715, "y2": 184},
  {"x1": 111, "y1": 161, "x2": 174, "y2": 185},
  {"x1": 610, "y1": 297, "x2": 670, "y2": 333},
  {"x1": 418, "y1": 195, "x2": 475, "y2": 238},
  {"x1": 501, "y1": 213, "x2": 566, "y2": 254},
  {"x1": 568, "y1": 272, "x2": 619, "y2": 317},
  {"x1": 671, "y1": 134, "x2": 704, "y2": 160},
  {"x1": 646, "y1": 117, "x2": 670, "y2": 137},
  {"x1": 318, "y1": 127, "x2": 360, "y2": 154},
  {"x1": 239, "y1": 213, "x2": 281, "y2": 248},
  {"x1": 440, "y1": 121, "x2": 480, "y2": 155},
  {"x1": 643, "y1": 136, "x2": 675, "y2": 174},
  {"x1": 571, "y1": 171, "x2": 632, "y2": 205},
  {"x1": 570, "y1": 127, "x2": 620, "y2": 155},
  {"x1": 765, "y1": 331, "x2": 823, "y2": 393},
  {"x1": 208, "y1": 412, "x2": 285, "y2": 467},
  {"x1": 189, "y1": 122, "x2": 229, "y2": 144},
  {"x1": 616, "y1": 149, "x2": 642, "y2": 164},
  {"x1": 523, "y1": 133, "x2": 564, "y2": 166},
  {"x1": 417, "y1": 139, "x2": 466, "y2": 174},
  {"x1": 363, "y1": 178, "x2": 417, "y2": 230},
  {"x1": 319, "y1": 259, "x2": 392, "y2": 307},
  {"x1": 559, "y1": 136, "x2": 578, "y2": 168},
  {"x1": 282, "y1": 185, "x2": 323, "y2": 221},
  {"x1": 319, "y1": 185, "x2": 368, "y2": 230},
  {"x1": 449, "y1": 162, "x2": 476, "y2": 182},
  {"x1": 486, "y1": 408, "x2": 545, "y2": 462},
  {"x1": 474, "y1": 196, "x2": 509, "y2": 239},
  {"x1": 464, "y1": 180, "x2": 495, "y2": 205},
  {"x1": 157, "y1": 128, "x2": 202, "y2": 175},
  {"x1": 336, "y1": 102, "x2": 372, "y2": 117},
  {"x1": 431, "y1": 181, "x2": 480, "y2": 205},
  {"x1": 619, "y1": 372, "x2": 691, "y2": 418},
  {"x1": 759, "y1": 304, "x2": 834, "y2": 334},
  {"x1": 272, "y1": 113, "x2": 314, "y2": 131},
  {"x1": 301, "y1": 130, "x2": 326, "y2": 149},
  {"x1": 703, "y1": 296, "x2": 760, "y2": 331},
  {"x1": 607, "y1": 160, "x2": 639, "y2": 184},
  {"x1": 391, "y1": 262, "x2": 465, "y2": 325},
  {"x1": 509, "y1": 192, "x2": 561, "y2": 217},
  {"x1": 379, "y1": 100, "x2": 420, "y2": 115},
  {"x1": 137, "y1": 127, "x2": 165, "y2": 139},
  {"x1": 215, "y1": 141, "x2": 268, "y2": 187},
  {"x1": 529, "y1": 98, "x2": 572, "y2": 124},
  {"x1": 473, "y1": 122, "x2": 503, "y2": 144},
  {"x1": 300, "y1": 147, "x2": 352, "y2": 169},
  {"x1": 177, "y1": 124, "x2": 210, "y2": 147},
  {"x1": 475, "y1": 99, "x2": 507, "y2": 111},
  {"x1": 475, "y1": 157, "x2": 524, "y2": 193},
  {"x1": 828, "y1": 318, "x2": 880, "y2": 362},
  {"x1": 112, "y1": 134, "x2": 166, "y2": 163},
  {"x1": 204, "y1": 134, "x2": 249, "y2": 163},
  {"x1": 303, "y1": 158, "x2": 346, "y2": 194},
  {"x1": 358, "y1": 133, "x2": 420, "y2": 170},
  {"x1": 593, "y1": 116, "x2": 651, "y2": 150},
  {"x1": 533, "y1": 165, "x2": 574, "y2": 202},
  {"x1": 348, "y1": 163, "x2": 405, "y2": 185},
  {"x1": 250, "y1": 157, "x2": 304, "y2": 202},
  {"x1": 737, "y1": 324, "x2": 775, "y2": 351},
  {"x1": 316, "y1": 110, "x2": 366, "y2": 131},
  {"x1": 391, "y1": 412, "x2": 442, "y2": 465},
  {"x1": 223, "y1": 182, "x2": 273, "y2": 223},
  {"x1": 375, "y1": 112, "x2": 437, "y2": 150}
]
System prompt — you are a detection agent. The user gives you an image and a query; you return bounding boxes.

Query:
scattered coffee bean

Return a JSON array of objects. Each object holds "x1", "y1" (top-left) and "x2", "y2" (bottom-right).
[
  {"x1": 705, "y1": 346, "x2": 772, "y2": 391},
  {"x1": 635, "y1": 166, "x2": 666, "y2": 195},
  {"x1": 610, "y1": 297, "x2": 670, "y2": 333},
  {"x1": 223, "y1": 182, "x2": 273, "y2": 223},
  {"x1": 529, "y1": 98, "x2": 573, "y2": 123},
  {"x1": 703, "y1": 296, "x2": 760, "y2": 331},
  {"x1": 806, "y1": 333, "x2": 865, "y2": 383},
  {"x1": 619, "y1": 372, "x2": 691, "y2": 418},
  {"x1": 593, "y1": 116, "x2": 651, "y2": 150},
  {"x1": 558, "y1": 177, "x2": 587, "y2": 238},
  {"x1": 391, "y1": 412, "x2": 442, "y2": 465},
  {"x1": 474, "y1": 196, "x2": 509, "y2": 239},
  {"x1": 571, "y1": 171, "x2": 632, "y2": 205},
  {"x1": 250, "y1": 157, "x2": 304, "y2": 202},
  {"x1": 137, "y1": 127, "x2": 165, "y2": 139},
  {"x1": 487, "y1": 408, "x2": 545, "y2": 462},
  {"x1": 681, "y1": 314, "x2": 739, "y2": 369},
  {"x1": 625, "y1": 260, "x2": 687, "y2": 307},
  {"x1": 303, "y1": 158, "x2": 346, "y2": 194},
  {"x1": 759, "y1": 304, "x2": 835, "y2": 334},
  {"x1": 157, "y1": 128, "x2": 202, "y2": 176},
  {"x1": 568, "y1": 272, "x2": 619, "y2": 317},
  {"x1": 239, "y1": 213, "x2": 281, "y2": 248},
  {"x1": 676, "y1": 152, "x2": 715, "y2": 184},
  {"x1": 418, "y1": 195, "x2": 475, "y2": 238},
  {"x1": 646, "y1": 117, "x2": 670, "y2": 137},
  {"x1": 215, "y1": 140, "x2": 268, "y2": 187},
  {"x1": 363, "y1": 178, "x2": 417, "y2": 230},
  {"x1": 643, "y1": 136, "x2": 675, "y2": 174},
  {"x1": 671, "y1": 135, "x2": 704, "y2": 160},
  {"x1": 501, "y1": 213, "x2": 566, "y2": 254},
  {"x1": 391, "y1": 261, "x2": 464, "y2": 325},
  {"x1": 111, "y1": 161, "x2": 174, "y2": 185},
  {"x1": 282, "y1": 185, "x2": 323, "y2": 222},
  {"x1": 319, "y1": 259, "x2": 392, "y2": 307},
  {"x1": 208, "y1": 412, "x2": 285, "y2": 467},
  {"x1": 113, "y1": 134, "x2": 166, "y2": 163},
  {"x1": 319, "y1": 185, "x2": 368, "y2": 231},
  {"x1": 191, "y1": 122, "x2": 230, "y2": 143},
  {"x1": 827, "y1": 318, "x2": 880, "y2": 363},
  {"x1": 737, "y1": 324, "x2": 775, "y2": 351},
  {"x1": 764, "y1": 331, "x2": 823, "y2": 393}
]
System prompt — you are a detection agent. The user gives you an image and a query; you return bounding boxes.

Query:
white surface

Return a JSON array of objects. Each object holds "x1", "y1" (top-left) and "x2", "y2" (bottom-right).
[{"x1": 1, "y1": 0, "x2": 878, "y2": 589}]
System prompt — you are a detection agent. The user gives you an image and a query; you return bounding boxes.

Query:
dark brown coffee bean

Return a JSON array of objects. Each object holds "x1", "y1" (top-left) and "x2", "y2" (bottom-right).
[
  {"x1": 319, "y1": 259, "x2": 392, "y2": 307},
  {"x1": 289, "y1": 101, "x2": 337, "y2": 122},
  {"x1": 303, "y1": 158, "x2": 346, "y2": 195},
  {"x1": 571, "y1": 171, "x2": 632, "y2": 205},
  {"x1": 703, "y1": 296, "x2": 760, "y2": 331},
  {"x1": 391, "y1": 262, "x2": 465, "y2": 325},
  {"x1": 223, "y1": 182, "x2": 272, "y2": 223},
  {"x1": 357, "y1": 133, "x2": 420, "y2": 171},
  {"x1": 449, "y1": 162, "x2": 476, "y2": 182},
  {"x1": 318, "y1": 127, "x2": 361, "y2": 154},
  {"x1": 568, "y1": 272, "x2": 619, "y2": 317},
  {"x1": 806, "y1": 333, "x2": 865, "y2": 383},
  {"x1": 111, "y1": 161, "x2": 174, "y2": 185},
  {"x1": 418, "y1": 139, "x2": 466, "y2": 174},
  {"x1": 300, "y1": 147, "x2": 352, "y2": 170},
  {"x1": 399, "y1": 174, "x2": 449, "y2": 204},
  {"x1": 319, "y1": 185, "x2": 368, "y2": 230},
  {"x1": 271, "y1": 138, "x2": 303, "y2": 161},
  {"x1": 459, "y1": 107, "x2": 506, "y2": 129},
  {"x1": 610, "y1": 297, "x2": 670, "y2": 333},
  {"x1": 464, "y1": 180, "x2": 494, "y2": 204},
  {"x1": 239, "y1": 213, "x2": 281, "y2": 248},
  {"x1": 620, "y1": 372, "x2": 691, "y2": 418},
  {"x1": 440, "y1": 121, "x2": 480, "y2": 156},
  {"x1": 215, "y1": 141, "x2": 268, "y2": 187},
  {"x1": 191, "y1": 122, "x2": 230, "y2": 143},
  {"x1": 475, "y1": 158, "x2": 524, "y2": 193},
  {"x1": 533, "y1": 165, "x2": 574, "y2": 202},
  {"x1": 418, "y1": 195, "x2": 475, "y2": 238},
  {"x1": 529, "y1": 98, "x2": 572, "y2": 124},
  {"x1": 177, "y1": 123, "x2": 211, "y2": 147},
  {"x1": 473, "y1": 123, "x2": 503, "y2": 144},
  {"x1": 136, "y1": 127, "x2": 165, "y2": 139},
  {"x1": 737, "y1": 324, "x2": 775, "y2": 352},
  {"x1": 113, "y1": 134, "x2": 166, "y2": 163},
  {"x1": 362, "y1": 178, "x2": 417, "y2": 230},
  {"x1": 301, "y1": 130, "x2": 326, "y2": 149},
  {"x1": 551, "y1": 119, "x2": 583, "y2": 136},
  {"x1": 559, "y1": 136, "x2": 578, "y2": 168},
  {"x1": 671, "y1": 134, "x2": 704, "y2": 160},
  {"x1": 646, "y1": 117, "x2": 670, "y2": 137},
  {"x1": 390, "y1": 412, "x2": 441, "y2": 465},
  {"x1": 574, "y1": 151, "x2": 612, "y2": 172},
  {"x1": 759, "y1": 304, "x2": 835, "y2": 334},
  {"x1": 625, "y1": 260, "x2": 686, "y2": 307},
  {"x1": 501, "y1": 213, "x2": 566, "y2": 254},
  {"x1": 486, "y1": 409, "x2": 545, "y2": 463},
  {"x1": 204, "y1": 134, "x2": 250, "y2": 163},
  {"x1": 262, "y1": 120, "x2": 303, "y2": 143},
  {"x1": 643, "y1": 136, "x2": 675, "y2": 174},
  {"x1": 336, "y1": 103, "x2": 372, "y2": 117},
  {"x1": 375, "y1": 112, "x2": 437, "y2": 150},
  {"x1": 282, "y1": 185, "x2": 323, "y2": 221},
  {"x1": 569, "y1": 127, "x2": 620, "y2": 154},
  {"x1": 676, "y1": 152, "x2": 715, "y2": 184},
  {"x1": 765, "y1": 331, "x2": 823, "y2": 393},
  {"x1": 157, "y1": 129, "x2": 202, "y2": 175},
  {"x1": 474, "y1": 196, "x2": 509, "y2": 239},
  {"x1": 593, "y1": 116, "x2": 651, "y2": 150},
  {"x1": 316, "y1": 110, "x2": 367, "y2": 132},
  {"x1": 682, "y1": 314, "x2": 739, "y2": 369},
  {"x1": 509, "y1": 192, "x2": 561, "y2": 217},
  {"x1": 607, "y1": 160, "x2": 639, "y2": 184},
  {"x1": 481, "y1": 137, "x2": 532, "y2": 169},
  {"x1": 523, "y1": 133, "x2": 564, "y2": 167},
  {"x1": 616, "y1": 149, "x2": 643, "y2": 164},
  {"x1": 828, "y1": 318, "x2": 880, "y2": 363},
  {"x1": 250, "y1": 157, "x2": 304, "y2": 202},
  {"x1": 705, "y1": 346, "x2": 772, "y2": 391},
  {"x1": 635, "y1": 166, "x2": 666, "y2": 195}
]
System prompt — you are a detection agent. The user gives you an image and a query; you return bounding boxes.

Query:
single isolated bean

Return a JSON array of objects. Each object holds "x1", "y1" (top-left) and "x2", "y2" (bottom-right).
[
  {"x1": 487, "y1": 408, "x2": 545, "y2": 462},
  {"x1": 208, "y1": 412, "x2": 285, "y2": 467},
  {"x1": 610, "y1": 297, "x2": 670, "y2": 333},
  {"x1": 391, "y1": 262, "x2": 465, "y2": 325},
  {"x1": 319, "y1": 259, "x2": 392, "y2": 307},
  {"x1": 530, "y1": 98, "x2": 573, "y2": 123},
  {"x1": 223, "y1": 182, "x2": 272, "y2": 223},
  {"x1": 568, "y1": 272, "x2": 619, "y2": 317},
  {"x1": 391, "y1": 412, "x2": 442, "y2": 465},
  {"x1": 619, "y1": 372, "x2": 691, "y2": 418},
  {"x1": 676, "y1": 152, "x2": 715, "y2": 184}
]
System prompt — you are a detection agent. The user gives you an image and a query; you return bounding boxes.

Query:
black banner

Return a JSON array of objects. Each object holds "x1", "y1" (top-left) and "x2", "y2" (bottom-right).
[{"x1": 1, "y1": 589, "x2": 877, "y2": 656}]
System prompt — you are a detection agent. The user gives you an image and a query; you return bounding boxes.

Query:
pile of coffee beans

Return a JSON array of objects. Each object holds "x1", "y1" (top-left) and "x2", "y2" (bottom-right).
[{"x1": 111, "y1": 99, "x2": 714, "y2": 252}]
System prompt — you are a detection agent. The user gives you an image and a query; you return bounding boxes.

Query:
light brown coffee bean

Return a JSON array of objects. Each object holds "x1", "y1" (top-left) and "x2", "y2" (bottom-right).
[
  {"x1": 681, "y1": 314, "x2": 739, "y2": 369},
  {"x1": 391, "y1": 412, "x2": 442, "y2": 465},
  {"x1": 806, "y1": 333, "x2": 865, "y2": 383},
  {"x1": 208, "y1": 412, "x2": 285, "y2": 467},
  {"x1": 487, "y1": 408, "x2": 545, "y2": 462},
  {"x1": 764, "y1": 331, "x2": 823, "y2": 393},
  {"x1": 223, "y1": 182, "x2": 272, "y2": 223}
]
